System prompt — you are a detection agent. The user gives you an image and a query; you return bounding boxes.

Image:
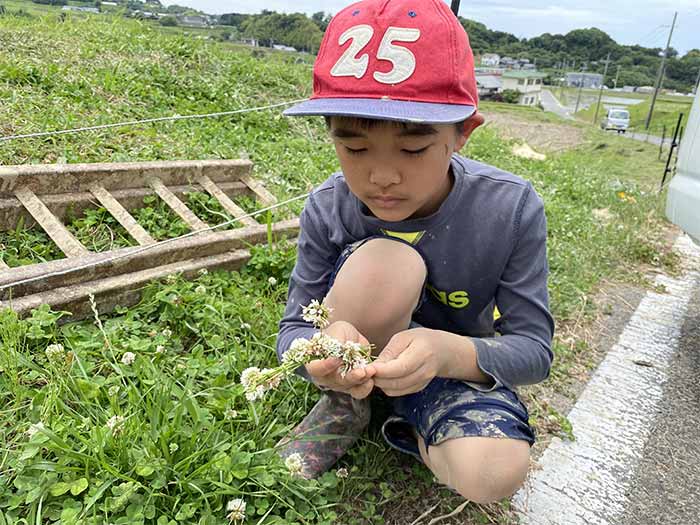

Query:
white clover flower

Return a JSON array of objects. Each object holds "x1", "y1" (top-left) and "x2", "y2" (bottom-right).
[
  {"x1": 226, "y1": 498, "x2": 246, "y2": 523},
  {"x1": 224, "y1": 408, "x2": 238, "y2": 419},
  {"x1": 45, "y1": 343, "x2": 65, "y2": 362},
  {"x1": 106, "y1": 415, "x2": 125, "y2": 434},
  {"x1": 301, "y1": 299, "x2": 332, "y2": 328},
  {"x1": 121, "y1": 352, "x2": 136, "y2": 365},
  {"x1": 240, "y1": 322, "x2": 251, "y2": 331},
  {"x1": 267, "y1": 276, "x2": 277, "y2": 286},
  {"x1": 336, "y1": 467, "x2": 349, "y2": 479},
  {"x1": 169, "y1": 442, "x2": 179, "y2": 453},
  {"x1": 195, "y1": 285, "x2": 206, "y2": 294},
  {"x1": 285, "y1": 453, "x2": 304, "y2": 476},
  {"x1": 27, "y1": 422, "x2": 46, "y2": 438},
  {"x1": 198, "y1": 268, "x2": 208, "y2": 276},
  {"x1": 155, "y1": 345, "x2": 166, "y2": 354},
  {"x1": 108, "y1": 385, "x2": 120, "y2": 397},
  {"x1": 166, "y1": 274, "x2": 178, "y2": 283},
  {"x1": 240, "y1": 367, "x2": 261, "y2": 389},
  {"x1": 162, "y1": 328, "x2": 173, "y2": 338}
]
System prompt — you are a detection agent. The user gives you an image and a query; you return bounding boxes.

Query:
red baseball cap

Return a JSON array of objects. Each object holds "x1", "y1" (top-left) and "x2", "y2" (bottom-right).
[{"x1": 284, "y1": 0, "x2": 478, "y2": 124}]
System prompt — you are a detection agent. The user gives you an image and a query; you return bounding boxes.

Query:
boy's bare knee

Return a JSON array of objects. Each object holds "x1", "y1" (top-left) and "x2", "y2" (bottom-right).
[
  {"x1": 428, "y1": 437, "x2": 530, "y2": 504},
  {"x1": 325, "y1": 238, "x2": 426, "y2": 343}
]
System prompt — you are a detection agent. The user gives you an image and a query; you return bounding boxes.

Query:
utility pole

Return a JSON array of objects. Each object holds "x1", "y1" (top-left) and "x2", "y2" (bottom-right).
[
  {"x1": 645, "y1": 11, "x2": 677, "y2": 130},
  {"x1": 593, "y1": 53, "x2": 612, "y2": 124},
  {"x1": 450, "y1": 0, "x2": 460, "y2": 15},
  {"x1": 694, "y1": 67, "x2": 700, "y2": 95},
  {"x1": 613, "y1": 65, "x2": 621, "y2": 89},
  {"x1": 574, "y1": 65, "x2": 587, "y2": 114}
]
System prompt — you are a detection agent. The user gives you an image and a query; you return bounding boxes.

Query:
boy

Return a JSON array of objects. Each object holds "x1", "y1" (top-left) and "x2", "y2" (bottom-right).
[{"x1": 275, "y1": 0, "x2": 554, "y2": 504}]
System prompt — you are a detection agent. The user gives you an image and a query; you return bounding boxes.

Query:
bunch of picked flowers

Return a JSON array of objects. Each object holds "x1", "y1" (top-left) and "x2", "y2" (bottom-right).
[{"x1": 239, "y1": 299, "x2": 373, "y2": 401}]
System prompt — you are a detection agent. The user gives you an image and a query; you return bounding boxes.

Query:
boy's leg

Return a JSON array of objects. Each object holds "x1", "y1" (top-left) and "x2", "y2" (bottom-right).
[
  {"x1": 278, "y1": 237, "x2": 427, "y2": 478},
  {"x1": 324, "y1": 237, "x2": 427, "y2": 352},
  {"x1": 417, "y1": 436, "x2": 530, "y2": 504}
]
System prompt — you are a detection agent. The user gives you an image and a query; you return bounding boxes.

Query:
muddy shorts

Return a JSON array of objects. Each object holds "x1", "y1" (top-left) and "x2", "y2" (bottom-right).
[{"x1": 328, "y1": 236, "x2": 536, "y2": 460}]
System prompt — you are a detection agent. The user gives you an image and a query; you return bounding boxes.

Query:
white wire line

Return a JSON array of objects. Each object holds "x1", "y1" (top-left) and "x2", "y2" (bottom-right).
[
  {"x1": 0, "y1": 192, "x2": 309, "y2": 293},
  {"x1": 0, "y1": 99, "x2": 308, "y2": 143}
]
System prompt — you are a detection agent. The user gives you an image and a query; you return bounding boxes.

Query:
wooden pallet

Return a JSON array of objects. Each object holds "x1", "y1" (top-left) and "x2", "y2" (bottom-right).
[{"x1": 0, "y1": 159, "x2": 300, "y2": 319}]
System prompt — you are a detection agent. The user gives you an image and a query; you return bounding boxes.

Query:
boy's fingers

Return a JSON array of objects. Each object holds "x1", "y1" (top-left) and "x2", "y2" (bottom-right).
[
  {"x1": 306, "y1": 357, "x2": 341, "y2": 378},
  {"x1": 349, "y1": 379, "x2": 374, "y2": 399}
]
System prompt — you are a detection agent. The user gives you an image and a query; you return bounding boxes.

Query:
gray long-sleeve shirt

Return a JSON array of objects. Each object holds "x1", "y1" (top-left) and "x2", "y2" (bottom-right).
[{"x1": 276, "y1": 154, "x2": 554, "y2": 391}]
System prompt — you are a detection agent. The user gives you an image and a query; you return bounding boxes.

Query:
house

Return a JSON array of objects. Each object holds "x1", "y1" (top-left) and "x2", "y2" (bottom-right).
[
  {"x1": 481, "y1": 53, "x2": 500, "y2": 67},
  {"x1": 101, "y1": 1, "x2": 118, "y2": 5},
  {"x1": 61, "y1": 6, "x2": 99, "y2": 13},
  {"x1": 475, "y1": 74, "x2": 502, "y2": 98},
  {"x1": 501, "y1": 71, "x2": 546, "y2": 106},
  {"x1": 176, "y1": 15, "x2": 210, "y2": 27},
  {"x1": 240, "y1": 37, "x2": 258, "y2": 47},
  {"x1": 500, "y1": 56, "x2": 517, "y2": 68},
  {"x1": 566, "y1": 72, "x2": 603, "y2": 89},
  {"x1": 273, "y1": 44, "x2": 297, "y2": 52}
]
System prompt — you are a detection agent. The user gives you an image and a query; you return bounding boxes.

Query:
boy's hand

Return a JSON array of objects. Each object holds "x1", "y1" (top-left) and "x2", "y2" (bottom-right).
[
  {"x1": 368, "y1": 328, "x2": 451, "y2": 397},
  {"x1": 304, "y1": 320, "x2": 376, "y2": 399}
]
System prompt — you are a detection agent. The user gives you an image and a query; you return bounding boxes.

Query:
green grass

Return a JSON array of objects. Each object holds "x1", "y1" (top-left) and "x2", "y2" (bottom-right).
[{"x1": 0, "y1": 9, "x2": 681, "y2": 525}]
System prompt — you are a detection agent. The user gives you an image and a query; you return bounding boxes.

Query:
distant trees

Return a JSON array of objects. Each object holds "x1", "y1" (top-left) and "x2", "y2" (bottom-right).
[
  {"x1": 239, "y1": 11, "x2": 323, "y2": 52},
  {"x1": 158, "y1": 15, "x2": 177, "y2": 26},
  {"x1": 31, "y1": 0, "x2": 68, "y2": 5}
]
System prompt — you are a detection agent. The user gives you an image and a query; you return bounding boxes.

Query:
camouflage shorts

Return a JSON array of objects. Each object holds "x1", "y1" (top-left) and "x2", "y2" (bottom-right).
[{"x1": 380, "y1": 377, "x2": 535, "y2": 461}]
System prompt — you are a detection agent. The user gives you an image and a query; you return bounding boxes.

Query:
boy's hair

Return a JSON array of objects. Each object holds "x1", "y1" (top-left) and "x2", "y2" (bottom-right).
[{"x1": 324, "y1": 116, "x2": 467, "y2": 136}]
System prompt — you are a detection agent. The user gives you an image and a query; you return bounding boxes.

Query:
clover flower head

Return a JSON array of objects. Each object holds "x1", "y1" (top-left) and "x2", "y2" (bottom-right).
[
  {"x1": 268, "y1": 276, "x2": 277, "y2": 286},
  {"x1": 106, "y1": 415, "x2": 125, "y2": 434},
  {"x1": 195, "y1": 285, "x2": 206, "y2": 294},
  {"x1": 166, "y1": 274, "x2": 178, "y2": 283},
  {"x1": 121, "y1": 352, "x2": 136, "y2": 365},
  {"x1": 45, "y1": 343, "x2": 65, "y2": 362},
  {"x1": 27, "y1": 422, "x2": 46, "y2": 438},
  {"x1": 108, "y1": 385, "x2": 120, "y2": 397},
  {"x1": 198, "y1": 268, "x2": 208, "y2": 276},
  {"x1": 169, "y1": 442, "x2": 179, "y2": 454},
  {"x1": 302, "y1": 299, "x2": 332, "y2": 328},
  {"x1": 284, "y1": 452, "x2": 305, "y2": 476},
  {"x1": 338, "y1": 341, "x2": 370, "y2": 377},
  {"x1": 155, "y1": 345, "x2": 166, "y2": 354},
  {"x1": 240, "y1": 367, "x2": 281, "y2": 401},
  {"x1": 336, "y1": 467, "x2": 349, "y2": 479},
  {"x1": 226, "y1": 498, "x2": 246, "y2": 523},
  {"x1": 162, "y1": 328, "x2": 173, "y2": 338},
  {"x1": 224, "y1": 408, "x2": 238, "y2": 419},
  {"x1": 240, "y1": 322, "x2": 252, "y2": 331}
]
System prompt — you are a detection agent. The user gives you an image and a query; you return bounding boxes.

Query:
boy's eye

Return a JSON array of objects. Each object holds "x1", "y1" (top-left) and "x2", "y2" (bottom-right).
[
  {"x1": 403, "y1": 146, "x2": 429, "y2": 156},
  {"x1": 345, "y1": 147, "x2": 367, "y2": 155}
]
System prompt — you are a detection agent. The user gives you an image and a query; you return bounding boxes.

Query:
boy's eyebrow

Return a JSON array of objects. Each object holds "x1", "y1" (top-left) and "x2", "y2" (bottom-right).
[{"x1": 330, "y1": 128, "x2": 367, "y2": 138}]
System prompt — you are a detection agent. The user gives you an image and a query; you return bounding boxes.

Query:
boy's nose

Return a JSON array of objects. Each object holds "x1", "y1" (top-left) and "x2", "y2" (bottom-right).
[{"x1": 369, "y1": 165, "x2": 401, "y2": 187}]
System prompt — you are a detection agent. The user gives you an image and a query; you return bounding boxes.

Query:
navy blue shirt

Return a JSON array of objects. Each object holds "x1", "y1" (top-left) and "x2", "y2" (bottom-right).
[{"x1": 277, "y1": 154, "x2": 554, "y2": 391}]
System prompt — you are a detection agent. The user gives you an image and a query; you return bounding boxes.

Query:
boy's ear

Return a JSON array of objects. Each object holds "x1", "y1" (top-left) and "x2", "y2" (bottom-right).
[{"x1": 456, "y1": 112, "x2": 485, "y2": 151}]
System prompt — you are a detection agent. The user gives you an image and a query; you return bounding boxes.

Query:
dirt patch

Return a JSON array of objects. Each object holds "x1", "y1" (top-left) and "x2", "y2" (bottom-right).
[{"x1": 482, "y1": 110, "x2": 585, "y2": 153}]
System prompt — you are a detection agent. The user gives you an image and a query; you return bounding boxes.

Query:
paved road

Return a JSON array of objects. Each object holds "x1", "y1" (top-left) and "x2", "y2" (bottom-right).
[
  {"x1": 540, "y1": 89, "x2": 573, "y2": 120},
  {"x1": 513, "y1": 235, "x2": 700, "y2": 524}
]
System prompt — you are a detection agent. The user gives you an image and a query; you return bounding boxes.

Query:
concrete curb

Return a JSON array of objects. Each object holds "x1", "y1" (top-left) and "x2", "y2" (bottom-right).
[{"x1": 513, "y1": 234, "x2": 700, "y2": 524}]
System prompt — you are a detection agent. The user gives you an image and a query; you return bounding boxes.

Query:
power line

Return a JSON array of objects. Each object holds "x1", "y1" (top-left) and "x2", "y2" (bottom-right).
[
  {"x1": 645, "y1": 12, "x2": 678, "y2": 130},
  {"x1": 0, "y1": 99, "x2": 308, "y2": 143}
]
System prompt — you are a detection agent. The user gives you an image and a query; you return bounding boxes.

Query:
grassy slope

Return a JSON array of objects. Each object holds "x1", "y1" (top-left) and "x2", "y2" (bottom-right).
[{"x1": 0, "y1": 9, "x2": 680, "y2": 525}]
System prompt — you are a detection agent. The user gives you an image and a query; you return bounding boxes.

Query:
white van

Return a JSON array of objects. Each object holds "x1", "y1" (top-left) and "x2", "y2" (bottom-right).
[
  {"x1": 666, "y1": 91, "x2": 700, "y2": 244},
  {"x1": 601, "y1": 108, "x2": 631, "y2": 133}
]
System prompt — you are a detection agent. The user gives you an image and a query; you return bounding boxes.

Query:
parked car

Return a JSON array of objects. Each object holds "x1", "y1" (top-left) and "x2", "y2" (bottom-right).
[
  {"x1": 666, "y1": 91, "x2": 699, "y2": 244},
  {"x1": 601, "y1": 108, "x2": 631, "y2": 133}
]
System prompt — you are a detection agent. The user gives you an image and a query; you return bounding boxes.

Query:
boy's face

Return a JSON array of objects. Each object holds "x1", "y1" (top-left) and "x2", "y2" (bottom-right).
[{"x1": 329, "y1": 118, "x2": 472, "y2": 222}]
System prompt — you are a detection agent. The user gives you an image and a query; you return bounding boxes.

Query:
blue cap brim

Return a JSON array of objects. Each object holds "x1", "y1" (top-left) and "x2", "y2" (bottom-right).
[{"x1": 283, "y1": 98, "x2": 476, "y2": 124}]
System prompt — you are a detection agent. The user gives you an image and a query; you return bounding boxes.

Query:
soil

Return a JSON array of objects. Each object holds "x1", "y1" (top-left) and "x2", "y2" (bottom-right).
[{"x1": 482, "y1": 111, "x2": 586, "y2": 153}]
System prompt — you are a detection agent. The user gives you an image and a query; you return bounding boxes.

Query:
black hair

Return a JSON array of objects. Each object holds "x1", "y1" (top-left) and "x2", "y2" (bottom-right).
[{"x1": 324, "y1": 115, "x2": 466, "y2": 135}]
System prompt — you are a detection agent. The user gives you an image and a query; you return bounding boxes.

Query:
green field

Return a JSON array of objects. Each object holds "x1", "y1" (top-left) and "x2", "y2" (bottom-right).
[{"x1": 0, "y1": 8, "x2": 680, "y2": 525}]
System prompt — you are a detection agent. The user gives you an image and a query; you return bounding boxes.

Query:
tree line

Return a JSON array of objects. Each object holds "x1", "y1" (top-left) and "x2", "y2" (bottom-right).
[{"x1": 218, "y1": 10, "x2": 699, "y2": 92}]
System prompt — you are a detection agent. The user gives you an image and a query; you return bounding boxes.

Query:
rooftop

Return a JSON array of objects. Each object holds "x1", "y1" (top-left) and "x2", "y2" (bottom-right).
[{"x1": 502, "y1": 70, "x2": 547, "y2": 79}]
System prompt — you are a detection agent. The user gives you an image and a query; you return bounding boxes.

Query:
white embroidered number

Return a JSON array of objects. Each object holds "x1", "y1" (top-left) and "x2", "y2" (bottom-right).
[
  {"x1": 373, "y1": 27, "x2": 420, "y2": 84},
  {"x1": 330, "y1": 25, "x2": 421, "y2": 84},
  {"x1": 330, "y1": 25, "x2": 374, "y2": 79}
]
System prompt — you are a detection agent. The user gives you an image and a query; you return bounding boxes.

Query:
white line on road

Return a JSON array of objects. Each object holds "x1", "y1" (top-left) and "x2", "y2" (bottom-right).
[{"x1": 513, "y1": 234, "x2": 700, "y2": 525}]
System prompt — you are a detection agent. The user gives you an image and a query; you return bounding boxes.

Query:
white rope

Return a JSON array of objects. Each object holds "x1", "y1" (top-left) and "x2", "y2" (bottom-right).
[
  {"x1": 0, "y1": 99, "x2": 308, "y2": 142},
  {"x1": 0, "y1": 192, "x2": 308, "y2": 292}
]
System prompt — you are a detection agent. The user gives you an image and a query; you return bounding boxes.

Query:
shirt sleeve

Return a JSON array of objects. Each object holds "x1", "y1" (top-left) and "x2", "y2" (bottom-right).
[
  {"x1": 276, "y1": 195, "x2": 339, "y2": 380},
  {"x1": 469, "y1": 185, "x2": 555, "y2": 391}
]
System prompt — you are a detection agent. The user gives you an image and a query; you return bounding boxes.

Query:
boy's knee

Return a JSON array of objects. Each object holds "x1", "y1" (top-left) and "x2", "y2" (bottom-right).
[
  {"x1": 327, "y1": 238, "x2": 426, "y2": 329},
  {"x1": 429, "y1": 438, "x2": 530, "y2": 504}
]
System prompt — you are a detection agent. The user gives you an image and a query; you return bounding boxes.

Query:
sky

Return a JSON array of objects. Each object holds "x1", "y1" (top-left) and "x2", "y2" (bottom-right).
[{"x1": 161, "y1": 0, "x2": 700, "y2": 55}]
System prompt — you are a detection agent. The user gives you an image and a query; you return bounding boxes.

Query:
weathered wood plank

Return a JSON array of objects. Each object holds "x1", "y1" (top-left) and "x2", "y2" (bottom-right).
[
  {"x1": 0, "y1": 181, "x2": 250, "y2": 231},
  {"x1": 0, "y1": 159, "x2": 253, "y2": 196},
  {"x1": 149, "y1": 178, "x2": 209, "y2": 231},
  {"x1": 0, "y1": 218, "x2": 300, "y2": 300},
  {"x1": 89, "y1": 183, "x2": 155, "y2": 246},
  {"x1": 240, "y1": 174, "x2": 277, "y2": 206},
  {"x1": 9, "y1": 249, "x2": 254, "y2": 320},
  {"x1": 197, "y1": 175, "x2": 258, "y2": 227},
  {"x1": 13, "y1": 187, "x2": 88, "y2": 258}
]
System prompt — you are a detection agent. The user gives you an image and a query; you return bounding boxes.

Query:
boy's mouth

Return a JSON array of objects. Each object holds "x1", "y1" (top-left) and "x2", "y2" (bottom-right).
[{"x1": 370, "y1": 195, "x2": 405, "y2": 209}]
